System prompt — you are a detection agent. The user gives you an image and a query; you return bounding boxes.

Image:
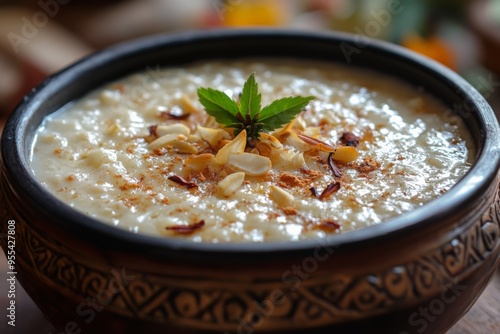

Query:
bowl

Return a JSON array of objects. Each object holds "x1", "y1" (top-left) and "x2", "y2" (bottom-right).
[{"x1": 1, "y1": 30, "x2": 499, "y2": 334}]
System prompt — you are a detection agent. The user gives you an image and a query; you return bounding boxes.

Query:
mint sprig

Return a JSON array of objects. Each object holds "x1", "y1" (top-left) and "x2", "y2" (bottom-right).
[{"x1": 197, "y1": 73, "x2": 315, "y2": 145}]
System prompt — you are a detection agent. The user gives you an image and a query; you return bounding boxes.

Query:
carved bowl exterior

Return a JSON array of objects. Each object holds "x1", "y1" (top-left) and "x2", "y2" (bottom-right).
[{"x1": 1, "y1": 30, "x2": 499, "y2": 334}]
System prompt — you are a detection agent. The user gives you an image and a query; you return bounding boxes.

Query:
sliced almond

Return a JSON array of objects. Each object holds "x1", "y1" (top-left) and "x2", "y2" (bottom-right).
[
  {"x1": 271, "y1": 149, "x2": 305, "y2": 170},
  {"x1": 216, "y1": 139, "x2": 231, "y2": 151},
  {"x1": 226, "y1": 152, "x2": 271, "y2": 176},
  {"x1": 148, "y1": 134, "x2": 187, "y2": 150},
  {"x1": 204, "y1": 116, "x2": 218, "y2": 128},
  {"x1": 255, "y1": 141, "x2": 273, "y2": 157},
  {"x1": 216, "y1": 130, "x2": 247, "y2": 164},
  {"x1": 294, "y1": 116, "x2": 307, "y2": 131},
  {"x1": 291, "y1": 152, "x2": 305, "y2": 168},
  {"x1": 285, "y1": 131, "x2": 310, "y2": 152},
  {"x1": 179, "y1": 95, "x2": 198, "y2": 114},
  {"x1": 330, "y1": 146, "x2": 359, "y2": 163},
  {"x1": 188, "y1": 134, "x2": 201, "y2": 143},
  {"x1": 185, "y1": 153, "x2": 219, "y2": 172},
  {"x1": 269, "y1": 185, "x2": 294, "y2": 207},
  {"x1": 156, "y1": 123, "x2": 190, "y2": 137},
  {"x1": 172, "y1": 140, "x2": 198, "y2": 154},
  {"x1": 303, "y1": 126, "x2": 321, "y2": 138},
  {"x1": 282, "y1": 119, "x2": 295, "y2": 132},
  {"x1": 259, "y1": 133, "x2": 283, "y2": 149},
  {"x1": 218, "y1": 172, "x2": 245, "y2": 197},
  {"x1": 197, "y1": 125, "x2": 231, "y2": 148},
  {"x1": 271, "y1": 119, "x2": 295, "y2": 137}
]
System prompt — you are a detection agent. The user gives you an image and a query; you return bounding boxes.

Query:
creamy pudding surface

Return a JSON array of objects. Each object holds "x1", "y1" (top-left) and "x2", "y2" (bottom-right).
[{"x1": 30, "y1": 61, "x2": 473, "y2": 242}]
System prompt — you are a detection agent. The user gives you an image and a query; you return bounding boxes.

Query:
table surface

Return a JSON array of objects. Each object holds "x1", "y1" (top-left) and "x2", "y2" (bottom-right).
[{"x1": 1, "y1": 93, "x2": 499, "y2": 334}]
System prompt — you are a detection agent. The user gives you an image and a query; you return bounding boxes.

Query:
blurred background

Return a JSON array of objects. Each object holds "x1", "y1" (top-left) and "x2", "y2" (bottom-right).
[
  {"x1": 0, "y1": 0, "x2": 499, "y2": 333},
  {"x1": 0, "y1": 0, "x2": 500, "y2": 117}
]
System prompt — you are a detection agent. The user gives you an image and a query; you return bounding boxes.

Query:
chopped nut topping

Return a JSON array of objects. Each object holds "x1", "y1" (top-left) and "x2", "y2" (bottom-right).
[
  {"x1": 226, "y1": 152, "x2": 271, "y2": 176},
  {"x1": 185, "y1": 153, "x2": 219, "y2": 173},
  {"x1": 327, "y1": 153, "x2": 343, "y2": 178},
  {"x1": 340, "y1": 131, "x2": 360, "y2": 147},
  {"x1": 316, "y1": 220, "x2": 341, "y2": 232},
  {"x1": 296, "y1": 133, "x2": 337, "y2": 152},
  {"x1": 329, "y1": 146, "x2": 359, "y2": 163},
  {"x1": 285, "y1": 131, "x2": 311, "y2": 152},
  {"x1": 310, "y1": 182, "x2": 341, "y2": 200},
  {"x1": 319, "y1": 182, "x2": 341, "y2": 200},
  {"x1": 156, "y1": 123, "x2": 191, "y2": 137},
  {"x1": 269, "y1": 185, "x2": 294, "y2": 207},
  {"x1": 301, "y1": 168, "x2": 322, "y2": 179},
  {"x1": 255, "y1": 141, "x2": 273, "y2": 157},
  {"x1": 166, "y1": 220, "x2": 205, "y2": 234},
  {"x1": 179, "y1": 95, "x2": 198, "y2": 114},
  {"x1": 278, "y1": 172, "x2": 309, "y2": 189},
  {"x1": 354, "y1": 157, "x2": 381, "y2": 174},
  {"x1": 172, "y1": 140, "x2": 198, "y2": 154},
  {"x1": 216, "y1": 130, "x2": 247, "y2": 164},
  {"x1": 149, "y1": 134, "x2": 187, "y2": 150},
  {"x1": 159, "y1": 105, "x2": 190, "y2": 120},
  {"x1": 197, "y1": 126, "x2": 231, "y2": 148},
  {"x1": 218, "y1": 172, "x2": 245, "y2": 197},
  {"x1": 282, "y1": 207, "x2": 298, "y2": 215},
  {"x1": 168, "y1": 175, "x2": 198, "y2": 189}
]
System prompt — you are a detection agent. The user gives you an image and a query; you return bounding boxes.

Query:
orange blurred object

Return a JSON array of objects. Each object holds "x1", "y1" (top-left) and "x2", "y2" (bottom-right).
[
  {"x1": 401, "y1": 34, "x2": 457, "y2": 71},
  {"x1": 223, "y1": 0, "x2": 288, "y2": 27}
]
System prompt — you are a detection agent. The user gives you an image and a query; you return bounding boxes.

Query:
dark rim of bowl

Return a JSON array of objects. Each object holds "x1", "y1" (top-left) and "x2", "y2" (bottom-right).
[{"x1": 2, "y1": 29, "x2": 499, "y2": 260}]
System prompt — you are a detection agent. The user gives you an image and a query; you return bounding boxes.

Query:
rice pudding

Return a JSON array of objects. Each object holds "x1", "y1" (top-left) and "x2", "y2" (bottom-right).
[{"x1": 30, "y1": 60, "x2": 473, "y2": 242}]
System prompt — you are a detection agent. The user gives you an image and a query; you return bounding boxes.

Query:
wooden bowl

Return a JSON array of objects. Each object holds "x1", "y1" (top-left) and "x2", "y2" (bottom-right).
[{"x1": 1, "y1": 30, "x2": 499, "y2": 333}]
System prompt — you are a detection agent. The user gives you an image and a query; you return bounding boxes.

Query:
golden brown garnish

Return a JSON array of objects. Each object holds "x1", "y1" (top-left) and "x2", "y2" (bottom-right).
[
  {"x1": 269, "y1": 185, "x2": 294, "y2": 207},
  {"x1": 327, "y1": 153, "x2": 343, "y2": 178},
  {"x1": 282, "y1": 207, "x2": 298, "y2": 216},
  {"x1": 296, "y1": 133, "x2": 337, "y2": 152},
  {"x1": 354, "y1": 157, "x2": 381, "y2": 174},
  {"x1": 316, "y1": 220, "x2": 341, "y2": 232},
  {"x1": 278, "y1": 172, "x2": 309, "y2": 189},
  {"x1": 310, "y1": 182, "x2": 341, "y2": 200},
  {"x1": 159, "y1": 107, "x2": 190, "y2": 120},
  {"x1": 168, "y1": 175, "x2": 198, "y2": 189},
  {"x1": 300, "y1": 168, "x2": 323, "y2": 179},
  {"x1": 166, "y1": 220, "x2": 205, "y2": 234},
  {"x1": 340, "y1": 131, "x2": 360, "y2": 147}
]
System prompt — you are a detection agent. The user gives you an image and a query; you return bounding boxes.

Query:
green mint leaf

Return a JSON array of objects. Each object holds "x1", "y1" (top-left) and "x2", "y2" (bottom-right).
[
  {"x1": 198, "y1": 74, "x2": 315, "y2": 144},
  {"x1": 259, "y1": 96, "x2": 315, "y2": 131},
  {"x1": 239, "y1": 73, "x2": 261, "y2": 119},
  {"x1": 197, "y1": 87, "x2": 240, "y2": 126}
]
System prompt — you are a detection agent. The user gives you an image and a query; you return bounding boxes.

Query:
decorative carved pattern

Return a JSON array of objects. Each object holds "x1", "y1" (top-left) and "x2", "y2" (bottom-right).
[{"x1": 1, "y1": 179, "x2": 499, "y2": 330}]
